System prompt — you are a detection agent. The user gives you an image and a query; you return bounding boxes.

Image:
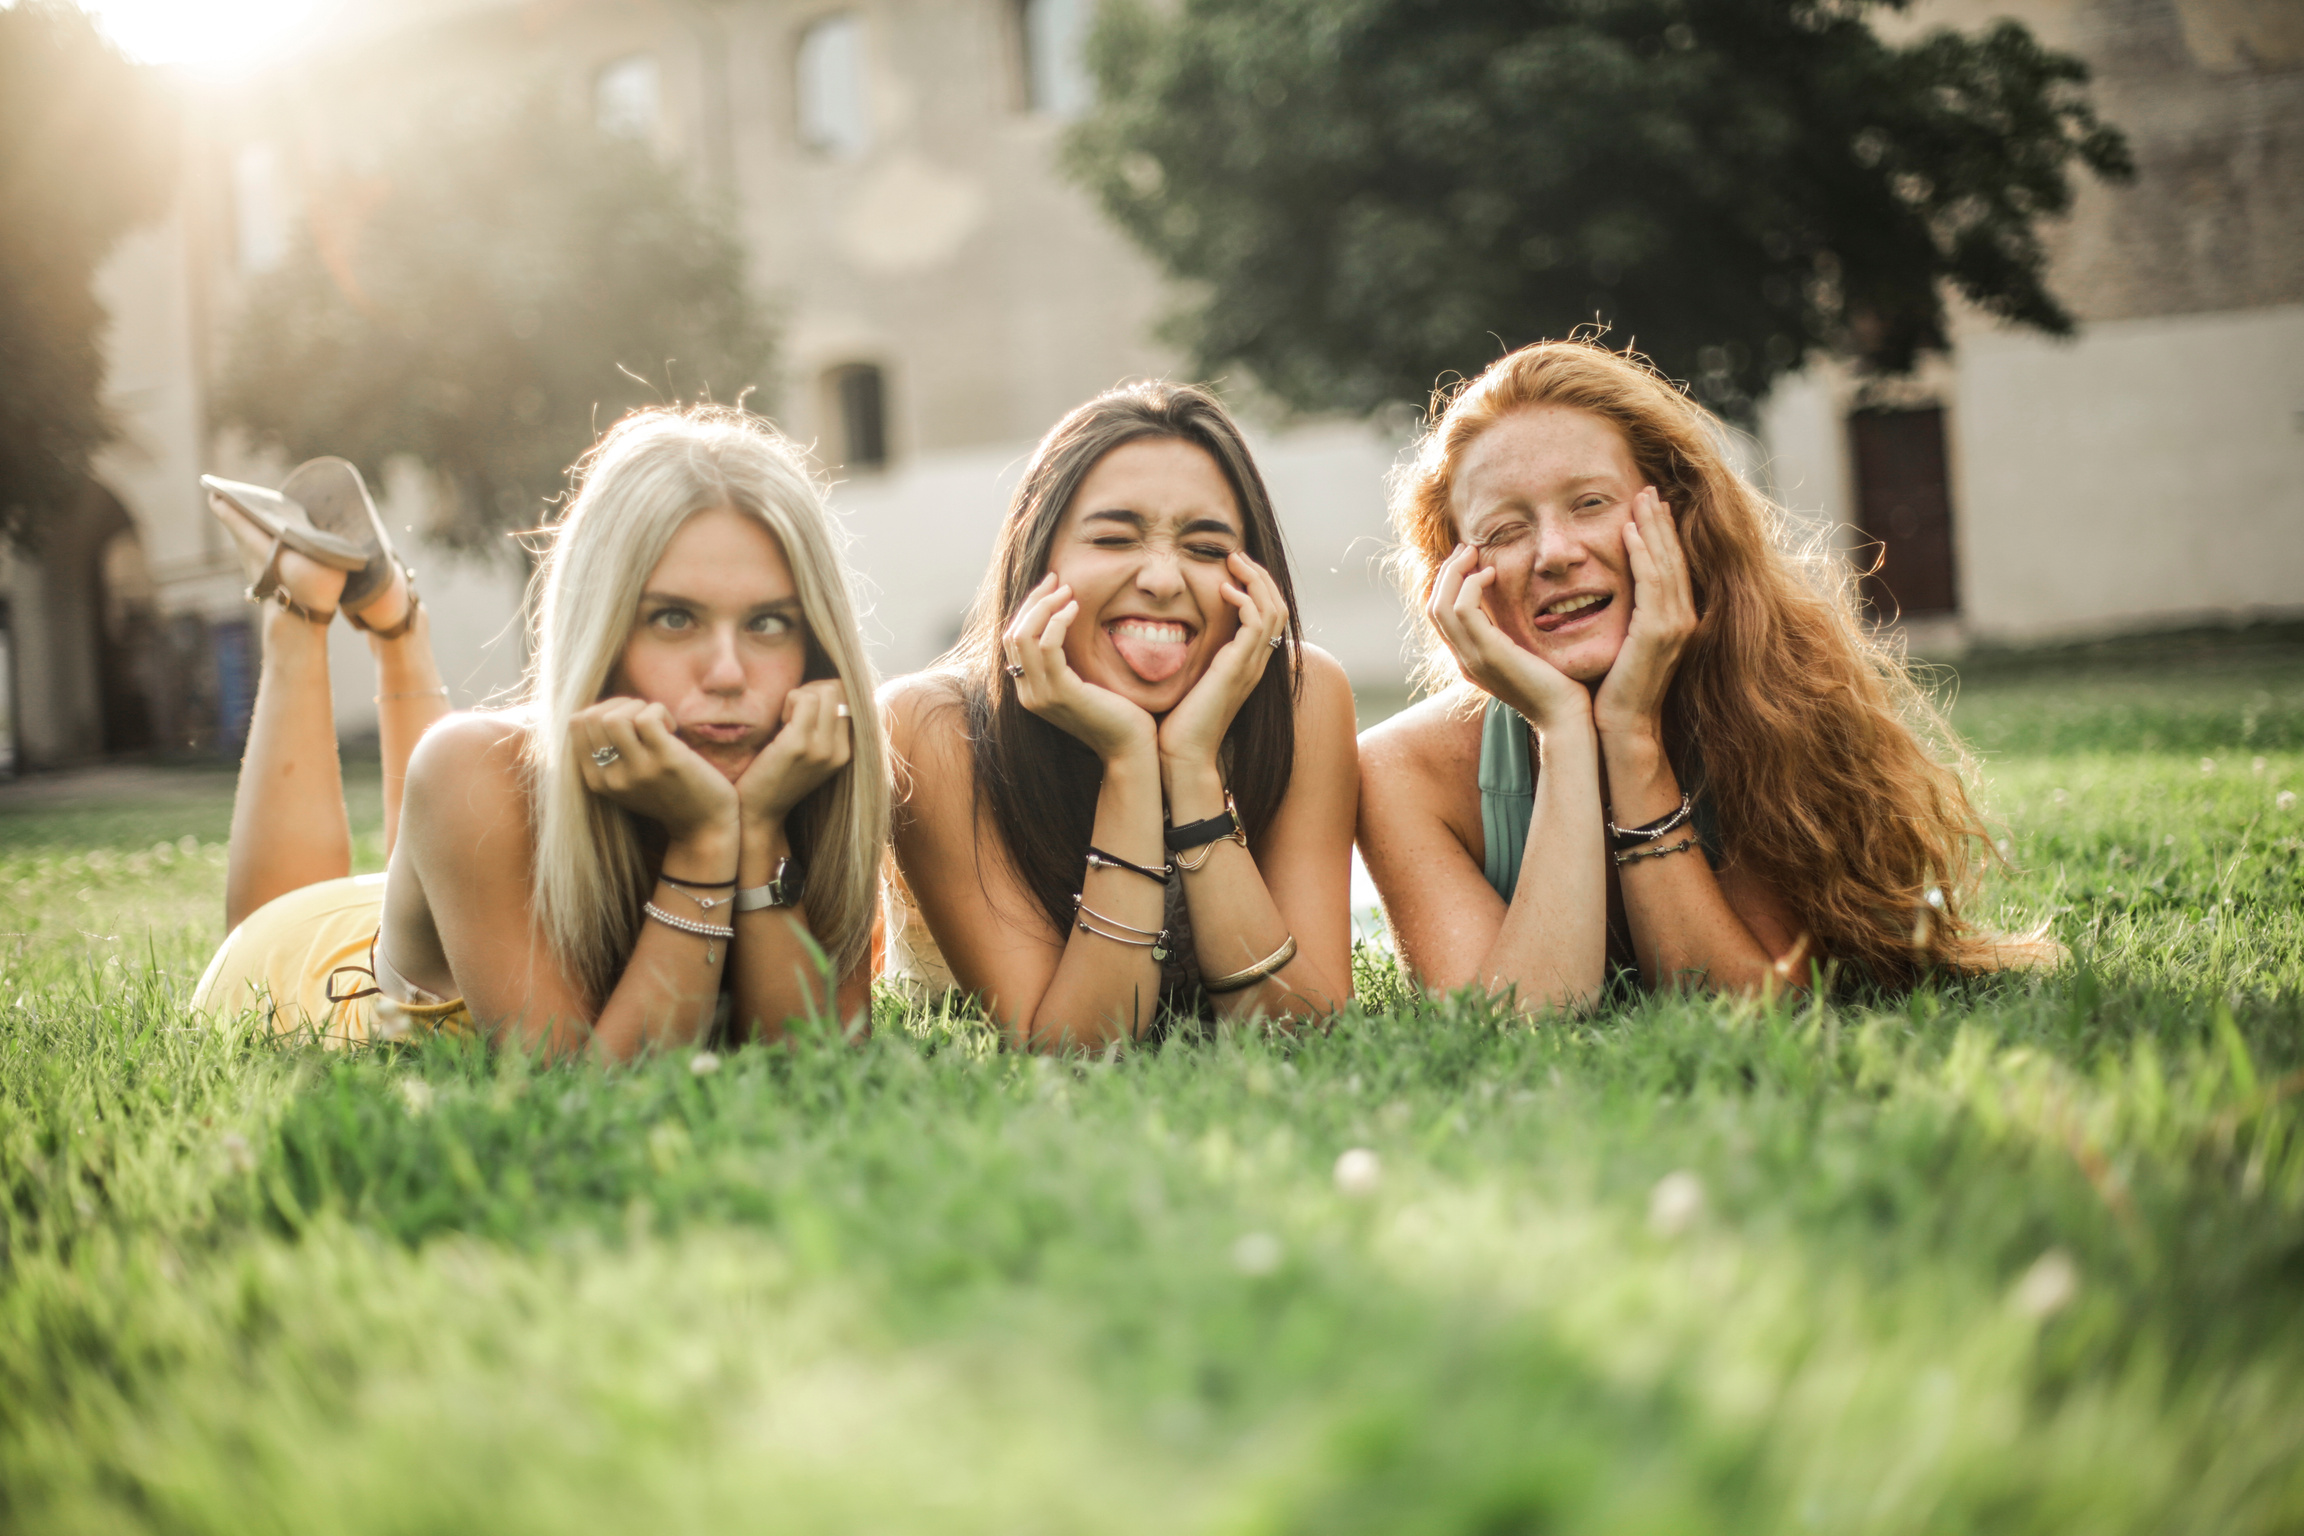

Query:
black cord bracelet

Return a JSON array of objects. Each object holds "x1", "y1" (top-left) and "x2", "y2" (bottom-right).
[
  {"x1": 660, "y1": 871, "x2": 740, "y2": 889},
  {"x1": 1086, "y1": 846, "x2": 1173, "y2": 885}
]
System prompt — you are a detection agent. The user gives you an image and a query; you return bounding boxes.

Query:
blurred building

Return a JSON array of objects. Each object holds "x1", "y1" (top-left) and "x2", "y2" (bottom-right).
[
  {"x1": 15, "y1": 0, "x2": 2301, "y2": 768},
  {"x1": 1760, "y1": 0, "x2": 2304, "y2": 650}
]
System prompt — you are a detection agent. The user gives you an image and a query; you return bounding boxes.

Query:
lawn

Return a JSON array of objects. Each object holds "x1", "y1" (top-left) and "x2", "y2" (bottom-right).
[{"x1": 2, "y1": 633, "x2": 2300, "y2": 1534}]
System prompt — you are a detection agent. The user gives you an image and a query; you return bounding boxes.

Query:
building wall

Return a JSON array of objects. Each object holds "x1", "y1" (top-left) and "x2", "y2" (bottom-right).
[{"x1": 1761, "y1": 0, "x2": 2304, "y2": 648}]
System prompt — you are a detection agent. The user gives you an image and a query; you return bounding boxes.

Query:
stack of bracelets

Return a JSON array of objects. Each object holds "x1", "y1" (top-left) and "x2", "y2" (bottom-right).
[
  {"x1": 1066, "y1": 788, "x2": 1298, "y2": 994},
  {"x1": 643, "y1": 860, "x2": 805, "y2": 965},
  {"x1": 1605, "y1": 790, "x2": 1701, "y2": 867}
]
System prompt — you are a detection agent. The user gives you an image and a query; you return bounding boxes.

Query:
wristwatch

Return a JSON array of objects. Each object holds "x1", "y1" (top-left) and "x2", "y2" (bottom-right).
[{"x1": 733, "y1": 857, "x2": 803, "y2": 911}]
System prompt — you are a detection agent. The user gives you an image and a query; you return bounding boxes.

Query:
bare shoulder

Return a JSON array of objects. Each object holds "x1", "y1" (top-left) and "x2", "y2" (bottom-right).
[
  {"x1": 878, "y1": 670, "x2": 973, "y2": 809},
  {"x1": 1359, "y1": 687, "x2": 1482, "y2": 787},
  {"x1": 404, "y1": 710, "x2": 529, "y2": 829},
  {"x1": 1292, "y1": 644, "x2": 1357, "y2": 736}
]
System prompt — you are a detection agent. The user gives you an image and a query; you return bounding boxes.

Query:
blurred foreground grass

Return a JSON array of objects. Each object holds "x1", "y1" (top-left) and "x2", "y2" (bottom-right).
[{"x1": 2, "y1": 641, "x2": 2301, "y2": 1533}]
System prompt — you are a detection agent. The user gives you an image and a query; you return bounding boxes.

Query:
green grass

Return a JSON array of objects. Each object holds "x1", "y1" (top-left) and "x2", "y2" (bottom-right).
[{"x1": 4, "y1": 644, "x2": 2302, "y2": 1533}]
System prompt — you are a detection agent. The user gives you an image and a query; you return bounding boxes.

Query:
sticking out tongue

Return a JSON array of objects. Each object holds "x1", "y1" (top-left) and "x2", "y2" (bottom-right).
[{"x1": 1108, "y1": 620, "x2": 1192, "y2": 684}]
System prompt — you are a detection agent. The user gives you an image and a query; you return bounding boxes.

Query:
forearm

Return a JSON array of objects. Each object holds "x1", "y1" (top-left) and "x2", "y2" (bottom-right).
[
  {"x1": 1018, "y1": 750, "x2": 1170, "y2": 1050},
  {"x1": 1164, "y1": 757, "x2": 1343, "y2": 1023},
  {"x1": 727, "y1": 819, "x2": 846, "y2": 1043},
  {"x1": 1478, "y1": 722, "x2": 1608, "y2": 1012},
  {"x1": 1602, "y1": 730, "x2": 1774, "y2": 992},
  {"x1": 588, "y1": 824, "x2": 738, "y2": 1062}
]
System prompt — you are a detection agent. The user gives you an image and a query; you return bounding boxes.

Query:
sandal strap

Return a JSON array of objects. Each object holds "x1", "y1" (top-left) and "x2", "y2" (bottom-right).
[
  {"x1": 244, "y1": 534, "x2": 336, "y2": 624},
  {"x1": 345, "y1": 561, "x2": 420, "y2": 640}
]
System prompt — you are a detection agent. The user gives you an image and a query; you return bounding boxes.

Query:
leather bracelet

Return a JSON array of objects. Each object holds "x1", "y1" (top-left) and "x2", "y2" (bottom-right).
[
  {"x1": 1202, "y1": 934, "x2": 1296, "y2": 994},
  {"x1": 1612, "y1": 837, "x2": 1701, "y2": 868},
  {"x1": 1086, "y1": 845, "x2": 1172, "y2": 885},
  {"x1": 1166, "y1": 790, "x2": 1249, "y2": 853},
  {"x1": 1606, "y1": 791, "x2": 1694, "y2": 849}
]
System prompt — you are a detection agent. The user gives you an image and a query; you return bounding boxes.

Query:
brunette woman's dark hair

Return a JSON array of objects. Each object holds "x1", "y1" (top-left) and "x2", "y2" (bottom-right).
[{"x1": 941, "y1": 381, "x2": 1303, "y2": 939}]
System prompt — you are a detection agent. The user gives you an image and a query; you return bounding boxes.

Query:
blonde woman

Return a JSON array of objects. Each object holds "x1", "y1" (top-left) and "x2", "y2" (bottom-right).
[
  {"x1": 193, "y1": 406, "x2": 888, "y2": 1058},
  {"x1": 1359, "y1": 340, "x2": 2057, "y2": 1009}
]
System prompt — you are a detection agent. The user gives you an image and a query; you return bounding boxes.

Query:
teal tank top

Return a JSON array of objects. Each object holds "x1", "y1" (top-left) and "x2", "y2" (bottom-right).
[{"x1": 1476, "y1": 694, "x2": 1719, "y2": 901}]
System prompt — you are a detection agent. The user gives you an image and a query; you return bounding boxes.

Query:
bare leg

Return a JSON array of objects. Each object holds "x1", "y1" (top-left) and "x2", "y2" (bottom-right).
[
  {"x1": 225, "y1": 599, "x2": 354, "y2": 931},
  {"x1": 348, "y1": 566, "x2": 450, "y2": 854}
]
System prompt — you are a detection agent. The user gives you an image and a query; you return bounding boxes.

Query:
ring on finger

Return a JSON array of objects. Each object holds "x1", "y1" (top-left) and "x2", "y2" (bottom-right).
[
  {"x1": 1004, "y1": 661, "x2": 1025, "y2": 679},
  {"x1": 591, "y1": 745, "x2": 620, "y2": 768}
]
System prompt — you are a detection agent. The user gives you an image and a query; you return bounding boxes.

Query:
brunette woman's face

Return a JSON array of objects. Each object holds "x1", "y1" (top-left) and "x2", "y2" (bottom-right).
[
  {"x1": 1450, "y1": 405, "x2": 1645, "y2": 685},
  {"x1": 612, "y1": 505, "x2": 810, "y2": 781},
  {"x1": 1045, "y1": 437, "x2": 1247, "y2": 713}
]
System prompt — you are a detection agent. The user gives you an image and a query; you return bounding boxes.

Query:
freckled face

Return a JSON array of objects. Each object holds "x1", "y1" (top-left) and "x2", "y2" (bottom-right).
[
  {"x1": 1450, "y1": 406, "x2": 1643, "y2": 684},
  {"x1": 611, "y1": 505, "x2": 809, "y2": 782},
  {"x1": 1045, "y1": 437, "x2": 1247, "y2": 714}
]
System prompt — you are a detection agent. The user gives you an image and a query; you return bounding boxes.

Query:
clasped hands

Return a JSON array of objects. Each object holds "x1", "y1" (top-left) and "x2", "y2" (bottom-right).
[
  {"x1": 572, "y1": 682, "x2": 854, "y2": 856},
  {"x1": 1000, "y1": 553, "x2": 1289, "y2": 779},
  {"x1": 1428, "y1": 487, "x2": 1696, "y2": 745}
]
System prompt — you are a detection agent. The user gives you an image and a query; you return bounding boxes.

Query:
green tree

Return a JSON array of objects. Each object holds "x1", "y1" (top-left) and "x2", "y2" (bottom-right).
[
  {"x1": 219, "y1": 95, "x2": 775, "y2": 549},
  {"x1": 1067, "y1": 0, "x2": 2133, "y2": 415},
  {"x1": 0, "y1": 1, "x2": 175, "y2": 547}
]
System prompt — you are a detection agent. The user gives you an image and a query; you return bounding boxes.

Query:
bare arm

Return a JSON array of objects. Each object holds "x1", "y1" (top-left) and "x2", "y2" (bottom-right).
[
  {"x1": 726, "y1": 679, "x2": 874, "y2": 1041},
  {"x1": 1358, "y1": 696, "x2": 1608, "y2": 1012},
  {"x1": 886, "y1": 676, "x2": 1170, "y2": 1050},
  {"x1": 396, "y1": 713, "x2": 730, "y2": 1061},
  {"x1": 1591, "y1": 490, "x2": 1804, "y2": 993},
  {"x1": 1167, "y1": 646, "x2": 1357, "y2": 1021}
]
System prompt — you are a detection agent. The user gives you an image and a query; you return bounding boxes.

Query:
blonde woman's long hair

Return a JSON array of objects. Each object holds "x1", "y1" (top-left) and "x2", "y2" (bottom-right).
[
  {"x1": 523, "y1": 405, "x2": 888, "y2": 1006},
  {"x1": 1392, "y1": 340, "x2": 2055, "y2": 985}
]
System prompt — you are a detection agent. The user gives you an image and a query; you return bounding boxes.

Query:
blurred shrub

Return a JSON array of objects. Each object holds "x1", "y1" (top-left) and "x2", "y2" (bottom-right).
[
  {"x1": 218, "y1": 93, "x2": 775, "y2": 550},
  {"x1": 1067, "y1": 0, "x2": 2132, "y2": 417},
  {"x1": 0, "y1": 2, "x2": 175, "y2": 548}
]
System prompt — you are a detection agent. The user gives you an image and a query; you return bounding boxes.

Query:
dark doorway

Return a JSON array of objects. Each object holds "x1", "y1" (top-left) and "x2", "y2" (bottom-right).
[
  {"x1": 1848, "y1": 406, "x2": 1959, "y2": 619},
  {"x1": 825, "y1": 362, "x2": 889, "y2": 472},
  {"x1": 95, "y1": 519, "x2": 157, "y2": 754}
]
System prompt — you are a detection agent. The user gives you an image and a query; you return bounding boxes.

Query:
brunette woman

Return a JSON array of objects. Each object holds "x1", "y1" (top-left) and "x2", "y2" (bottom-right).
[
  {"x1": 883, "y1": 383, "x2": 1359, "y2": 1049},
  {"x1": 1359, "y1": 340, "x2": 2056, "y2": 1009},
  {"x1": 193, "y1": 406, "x2": 887, "y2": 1056}
]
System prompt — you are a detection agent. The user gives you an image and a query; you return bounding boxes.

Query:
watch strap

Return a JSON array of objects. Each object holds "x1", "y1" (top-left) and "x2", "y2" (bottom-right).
[{"x1": 733, "y1": 857, "x2": 803, "y2": 911}]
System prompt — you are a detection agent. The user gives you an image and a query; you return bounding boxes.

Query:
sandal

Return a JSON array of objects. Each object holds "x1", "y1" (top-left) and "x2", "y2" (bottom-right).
[
  {"x1": 277, "y1": 456, "x2": 422, "y2": 639},
  {"x1": 201, "y1": 473, "x2": 366, "y2": 623}
]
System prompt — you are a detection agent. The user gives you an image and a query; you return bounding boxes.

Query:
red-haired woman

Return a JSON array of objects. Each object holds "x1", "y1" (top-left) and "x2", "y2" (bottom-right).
[{"x1": 1358, "y1": 340, "x2": 2055, "y2": 1009}]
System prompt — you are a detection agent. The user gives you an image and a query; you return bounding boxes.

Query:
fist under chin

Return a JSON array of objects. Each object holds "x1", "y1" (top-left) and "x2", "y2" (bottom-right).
[{"x1": 692, "y1": 742, "x2": 758, "y2": 783}]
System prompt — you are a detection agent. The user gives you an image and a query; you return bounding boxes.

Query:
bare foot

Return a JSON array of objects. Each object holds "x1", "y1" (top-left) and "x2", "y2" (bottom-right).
[
  {"x1": 346, "y1": 558, "x2": 414, "y2": 639},
  {"x1": 209, "y1": 493, "x2": 347, "y2": 619}
]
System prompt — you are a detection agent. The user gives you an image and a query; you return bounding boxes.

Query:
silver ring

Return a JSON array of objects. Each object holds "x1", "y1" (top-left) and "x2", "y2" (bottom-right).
[
  {"x1": 1004, "y1": 662, "x2": 1025, "y2": 679},
  {"x1": 834, "y1": 703, "x2": 851, "y2": 718},
  {"x1": 590, "y1": 745, "x2": 620, "y2": 767},
  {"x1": 1267, "y1": 635, "x2": 1284, "y2": 650}
]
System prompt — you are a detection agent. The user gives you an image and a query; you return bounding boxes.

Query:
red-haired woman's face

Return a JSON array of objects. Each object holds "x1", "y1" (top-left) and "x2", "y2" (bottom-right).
[
  {"x1": 1449, "y1": 405, "x2": 1644, "y2": 685},
  {"x1": 612, "y1": 505, "x2": 811, "y2": 782},
  {"x1": 1045, "y1": 437, "x2": 1247, "y2": 713}
]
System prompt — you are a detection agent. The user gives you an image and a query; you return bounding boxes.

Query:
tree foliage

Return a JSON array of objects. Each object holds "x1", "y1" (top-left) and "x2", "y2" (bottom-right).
[
  {"x1": 218, "y1": 96, "x2": 775, "y2": 550},
  {"x1": 0, "y1": 2, "x2": 175, "y2": 548},
  {"x1": 1066, "y1": 0, "x2": 2134, "y2": 415}
]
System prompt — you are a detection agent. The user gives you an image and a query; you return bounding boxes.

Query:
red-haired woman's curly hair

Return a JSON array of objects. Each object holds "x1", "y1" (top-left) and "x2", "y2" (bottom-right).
[{"x1": 1391, "y1": 339, "x2": 2057, "y2": 985}]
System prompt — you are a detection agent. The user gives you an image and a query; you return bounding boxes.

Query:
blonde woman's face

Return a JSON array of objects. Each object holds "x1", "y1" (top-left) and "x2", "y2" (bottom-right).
[
  {"x1": 1449, "y1": 405, "x2": 1643, "y2": 685},
  {"x1": 612, "y1": 505, "x2": 810, "y2": 781},
  {"x1": 1045, "y1": 437, "x2": 1246, "y2": 714}
]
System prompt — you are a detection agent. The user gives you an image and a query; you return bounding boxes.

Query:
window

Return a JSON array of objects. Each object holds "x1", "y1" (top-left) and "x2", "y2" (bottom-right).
[
  {"x1": 1018, "y1": 0, "x2": 1093, "y2": 118},
  {"x1": 232, "y1": 141, "x2": 289, "y2": 275},
  {"x1": 1848, "y1": 406, "x2": 1959, "y2": 618},
  {"x1": 825, "y1": 363, "x2": 888, "y2": 471},
  {"x1": 595, "y1": 53, "x2": 660, "y2": 140},
  {"x1": 796, "y1": 14, "x2": 870, "y2": 158}
]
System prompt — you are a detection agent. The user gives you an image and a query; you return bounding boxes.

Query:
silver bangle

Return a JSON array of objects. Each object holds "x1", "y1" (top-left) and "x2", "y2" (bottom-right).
[{"x1": 643, "y1": 901, "x2": 735, "y2": 964}]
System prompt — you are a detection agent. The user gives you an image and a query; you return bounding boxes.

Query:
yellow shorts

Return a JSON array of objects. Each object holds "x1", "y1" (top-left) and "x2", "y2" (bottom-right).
[{"x1": 192, "y1": 874, "x2": 473, "y2": 1045}]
